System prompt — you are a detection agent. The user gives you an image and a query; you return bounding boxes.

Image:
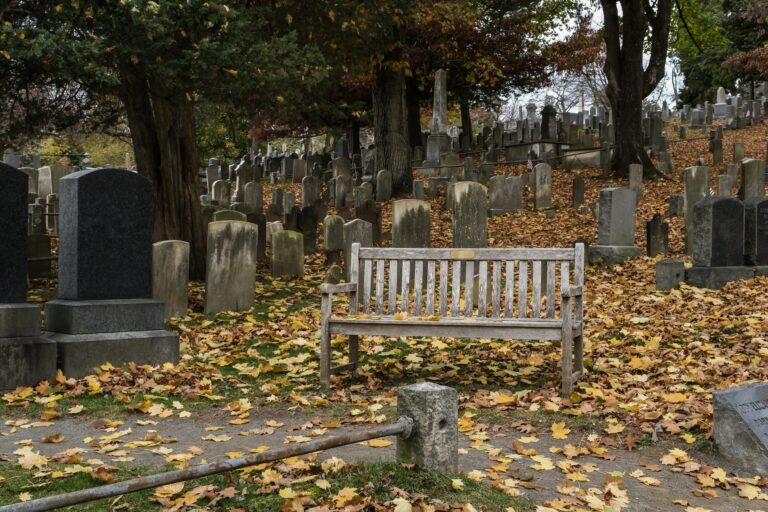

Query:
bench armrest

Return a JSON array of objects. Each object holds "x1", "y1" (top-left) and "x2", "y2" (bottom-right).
[
  {"x1": 320, "y1": 282, "x2": 358, "y2": 295},
  {"x1": 561, "y1": 285, "x2": 583, "y2": 298}
]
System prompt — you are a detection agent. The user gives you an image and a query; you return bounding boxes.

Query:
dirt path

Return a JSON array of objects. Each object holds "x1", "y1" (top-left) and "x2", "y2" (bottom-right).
[{"x1": 1, "y1": 407, "x2": 761, "y2": 511}]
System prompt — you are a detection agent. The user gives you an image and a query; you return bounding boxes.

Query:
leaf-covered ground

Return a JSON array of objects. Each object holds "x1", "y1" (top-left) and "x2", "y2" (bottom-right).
[{"x1": 1, "y1": 120, "x2": 767, "y2": 511}]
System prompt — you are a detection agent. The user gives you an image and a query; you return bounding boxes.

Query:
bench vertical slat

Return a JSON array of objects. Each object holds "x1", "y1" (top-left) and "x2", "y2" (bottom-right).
[
  {"x1": 363, "y1": 259, "x2": 372, "y2": 313},
  {"x1": 574, "y1": 243, "x2": 585, "y2": 318},
  {"x1": 546, "y1": 260, "x2": 556, "y2": 318},
  {"x1": 505, "y1": 260, "x2": 515, "y2": 317},
  {"x1": 464, "y1": 260, "x2": 475, "y2": 316},
  {"x1": 451, "y1": 260, "x2": 461, "y2": 317},
  {"x1": 400, "y1": 260, "x2": 411, "y2": 313},
  {"x1": 375, "y1": 259, "x2": 385, "y2": 314},
  {"x1": 388, "y1": 259, "x2": 398, "y2": 315},
  {"x1": 560, "y1": 261, "x2": 570, "y2": 318},
  {"x1": 478, "y1": 260, "x2": 488, "y2": 317},
  {"x1": 350, "y1": 243, "x2": 360, "y2": 314},
  {"x1": 517, "y1": 261, "x2": 528, "y2": 318},
  {"x1": 439, "y1": 260, "x2": 448, "y2": 316},
  {"x1": 491, "y1": 261, "x2": 501, "y2": 318},
  {"x1": 531, "y1": 261, "x2": 542, "y2": 318},
  {"x1": 426, "y1": 260, "x2": 436, "y2": 316},
  {"x1": 414, "y1": 260, "x2": 424, "y2": 316}
]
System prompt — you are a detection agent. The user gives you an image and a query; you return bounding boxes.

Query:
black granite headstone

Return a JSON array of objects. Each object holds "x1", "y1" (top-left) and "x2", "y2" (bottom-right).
[
  {"x1": 693, "y1": 196, "x2": 744, "y2": 267},
  {"x1": 745, "y1": 197, "x2": 768, "y2": 266},
  {"x1": 298, "y1": 206, "x2": 318, "y2": 254},
  {"x1": 58, "y1": 168, "x2": 153, "y2": 300},
  {"x1": 572, "y1": 176, "x2": 585, "y2": 208},
  {"x1": 646, "y1": 213, "x2": 669, "y2": 257},
  {"x1": 0, "y1": 163, "x2": 28, "y2": 303}
]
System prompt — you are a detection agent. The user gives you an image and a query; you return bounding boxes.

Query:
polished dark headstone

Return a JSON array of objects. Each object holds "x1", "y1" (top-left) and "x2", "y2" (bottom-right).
[
  {"x1": 745, "y1": 197, "x2": 768, "y2": 266},
  {"x1": 58, "y1": 168, "x2": 153, "y2": 300},
  {"x1": 0, "y1": 163, "x2": 28, "y2": 303},
  {"x1": 693, "y1": 196, "x2": 744, "y2": 267}
]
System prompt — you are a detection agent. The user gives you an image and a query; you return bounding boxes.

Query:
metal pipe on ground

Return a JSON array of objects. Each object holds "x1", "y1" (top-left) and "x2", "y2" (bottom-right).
[{"x1": 2, "y1": 416, "x2": 414, "y2": 512}]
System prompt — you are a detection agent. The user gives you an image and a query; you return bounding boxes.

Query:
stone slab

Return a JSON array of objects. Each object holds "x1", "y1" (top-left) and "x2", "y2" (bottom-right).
[
  {"x1": 0, "y1": 337, "x2": 57, "y2": 390},
  {"x1": 47, "y1": 330, "x2": 179, "y2": 379},
  {"x1": 588, "y1": 245, "x2": 642, "y2": 265},
  {"x1": 685, "y1": 266, "x2": 755, "y2": 289},
  {"x1": 45, "y1": 299, "x2": 165, "y2": 334},
  {"x1": 0, "y1": 303, "x2": 41, "y2": 338},
  {"x1": 714, "y1": 383, "x2": 768, "y2": 476}
]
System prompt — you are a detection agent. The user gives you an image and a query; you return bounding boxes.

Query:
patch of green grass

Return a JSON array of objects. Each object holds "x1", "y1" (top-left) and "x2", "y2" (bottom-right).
[
  {"x1": 329, "y1": 462, "x2": 536, "y2": 512},
  {"x1": 0, "y1": 462, "x2": 158, "y2": 511},
  {"x1": 468, "y1": 406, "x2": 596, "y2": 433}
]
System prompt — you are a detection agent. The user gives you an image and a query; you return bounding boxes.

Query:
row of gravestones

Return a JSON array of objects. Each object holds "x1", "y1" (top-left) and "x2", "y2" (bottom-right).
[{"x1": 0, "y1": 164, "x2": 179, "y2": 391}]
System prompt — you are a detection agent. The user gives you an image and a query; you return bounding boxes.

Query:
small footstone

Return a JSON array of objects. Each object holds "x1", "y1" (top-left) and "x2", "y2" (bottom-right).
[{"x1": 655, "y1": 259, "x2": 684, "y2": 291}]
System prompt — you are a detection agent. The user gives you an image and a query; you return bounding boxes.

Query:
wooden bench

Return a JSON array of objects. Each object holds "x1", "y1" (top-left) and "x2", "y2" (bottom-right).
[{"x1": 320, "y1": 243, "x2": 585, "y2": 395}]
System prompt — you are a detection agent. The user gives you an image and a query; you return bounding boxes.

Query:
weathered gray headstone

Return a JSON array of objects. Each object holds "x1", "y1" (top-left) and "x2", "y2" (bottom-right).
[
  {"x1": 213, "y1": 209, "x2": 247, "y2": 222},
  {"x1": 271, "y1": 230, "x2": 304, "y2": 278},
  {"x1": 244, "y1": 182, "x2": 263, "y2": 213},
  {"x1": 739, "y1": 159, "x2": 766, "y2": 201},
  {"x1": 152, "y1": 241, "x2": 189, "y2": 319},
  {"x1": 335, "y1": 175, "x2": 352, "y2": 208},
  {"x1": 572, "y1": 176, "x2": 585, "y2": 208},
  {"x1": 668, "y1": 194, "x2": 685, "y2": 217},
  {"x1": 205, "y1": 221, "x2": 258, "y2": 314},
  {"x1": 343, "y1": 219, "x2": 373, "y2": 281},
  {"x1": 302, "y1": 176, "x2": 320, "y2": 206},
  {"x1": 37, "y1": 164, "x2": 69, "y2": 197},
  {"x1": 590, "y1": 188, "x2": 642, "y2": 264},
  {"x1": 718, "y1": 174, "x2": 734, "y2": 197},
  {"x1": 211, "y1": 180, "x2": 231, "y2": 206},
  {"x1": 452, "y1": 182, "x2": 487, "y2": 248},
  {"x1": 393, "y1": 200, "x2": 431, "y2": 248},
  {"x1": 375, "y1": 169, "x2": 392, "y2": 202},
  {"x1": 533, "y1": 163, "x2": 552, "y2": 210},
  {"x1": 685, "y1": 166, "x2": 711, "y2": 253}
]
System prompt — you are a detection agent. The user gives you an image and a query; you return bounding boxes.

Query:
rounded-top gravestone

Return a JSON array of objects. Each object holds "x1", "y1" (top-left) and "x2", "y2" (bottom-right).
[
  {"x1": 0, "y1": 163, "x2": 28, "y2": 303},
  {"x1": 58, "y1": 168, "x2": 153, "y2": 301}
]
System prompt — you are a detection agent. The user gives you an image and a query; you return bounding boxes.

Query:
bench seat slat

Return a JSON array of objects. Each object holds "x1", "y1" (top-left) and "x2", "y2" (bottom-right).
[
  {"x1": 414, "y1": 260, "x2": 424, "y2": 315},
  {"x1": 532, "y1": 260, "x2": 542, "y2": 318},
  {"x1": 451, "y1": 260, "x2": 461, "y2": 317},
  {"x1": 358, "y1": 247, "x2": 575, "y2": 260},
  {"x1": 491, "y1": 261, "x2": 501, "y2": 318},
  {"x1": 388, "y1": 259, "x2": 398, "y2": 314},
  {"x1": 375, "y1": 259, "x2": 385, "y2": 314},
  {"x1": 329, "y1": 317, "x2": 562, "y2": 340},
  {"x1": 426, "y1": 260, "x2": 436, "y2": 316},
  {"x1": 439, "y1": 260, "x2": 448, "y2": 316}
]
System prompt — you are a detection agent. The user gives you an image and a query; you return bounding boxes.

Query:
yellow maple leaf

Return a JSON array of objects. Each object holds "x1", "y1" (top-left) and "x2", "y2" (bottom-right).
[{"x1": 551, "y1": 422, "x2": 570, "y2": 440}]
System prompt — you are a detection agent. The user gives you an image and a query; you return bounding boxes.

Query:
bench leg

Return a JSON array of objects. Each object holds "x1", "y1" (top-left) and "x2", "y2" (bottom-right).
[
  {"x1": 349, "y1": 335, "x2": 359, "y2": 371},
  {"x1": 320, "y1": 324, "x2": 331, "y2": 389},
  {"x1": 561, "y1": 321, "x2": 574, "y2": 397},
  {"x1": 574, "y1": 334, "x2": 584, "y2": 375}
]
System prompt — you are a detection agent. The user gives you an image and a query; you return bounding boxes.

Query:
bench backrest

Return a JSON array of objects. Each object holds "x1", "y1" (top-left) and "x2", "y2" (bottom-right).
[{"x1": 349, "y1": 244, "x2": 584, "y2": 320}]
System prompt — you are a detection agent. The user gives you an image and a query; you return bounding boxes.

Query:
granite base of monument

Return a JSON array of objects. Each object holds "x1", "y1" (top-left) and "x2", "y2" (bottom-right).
[
  {"x1": 714, "y1": 383, "x2": 768, "y2": 476},
  {"x1": 0, "y1": 303, "x2": 56, "y2": 390},
  {"x1": 588, "y1": 245, "x2": 642, "y2": 265},
  {"x1": 755, "y1": 266, "x2": 768, "y2": 278},
  {"x1": 685, "y1": 266, "x2": 755, "y2": 289},
  {"x1": 44, "y1": 298, "x2": 178, "y2": 378}
]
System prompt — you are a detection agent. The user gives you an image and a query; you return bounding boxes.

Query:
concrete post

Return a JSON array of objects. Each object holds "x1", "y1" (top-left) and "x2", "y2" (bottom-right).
[{"x1": 396, "y1": 382, "x2": 458, "y2": 473}]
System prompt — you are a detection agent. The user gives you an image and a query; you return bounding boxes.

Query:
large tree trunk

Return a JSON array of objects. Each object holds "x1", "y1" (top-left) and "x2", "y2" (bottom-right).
[
  {"x1": 405, "y1": 75, "x2": 423, "y2": 149},
  {"x1": 119, "y1": 64, "x2": 206, "y2": 279},
  {"x1": 601, "y1": 0, "x2": 671, "y2": 179},
  {"x1": 459, "y1": 89, "x2": 473, "y2": 150},
  {"x1": 373, "y1": 60, "x2": 411, "y2": 195}
]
